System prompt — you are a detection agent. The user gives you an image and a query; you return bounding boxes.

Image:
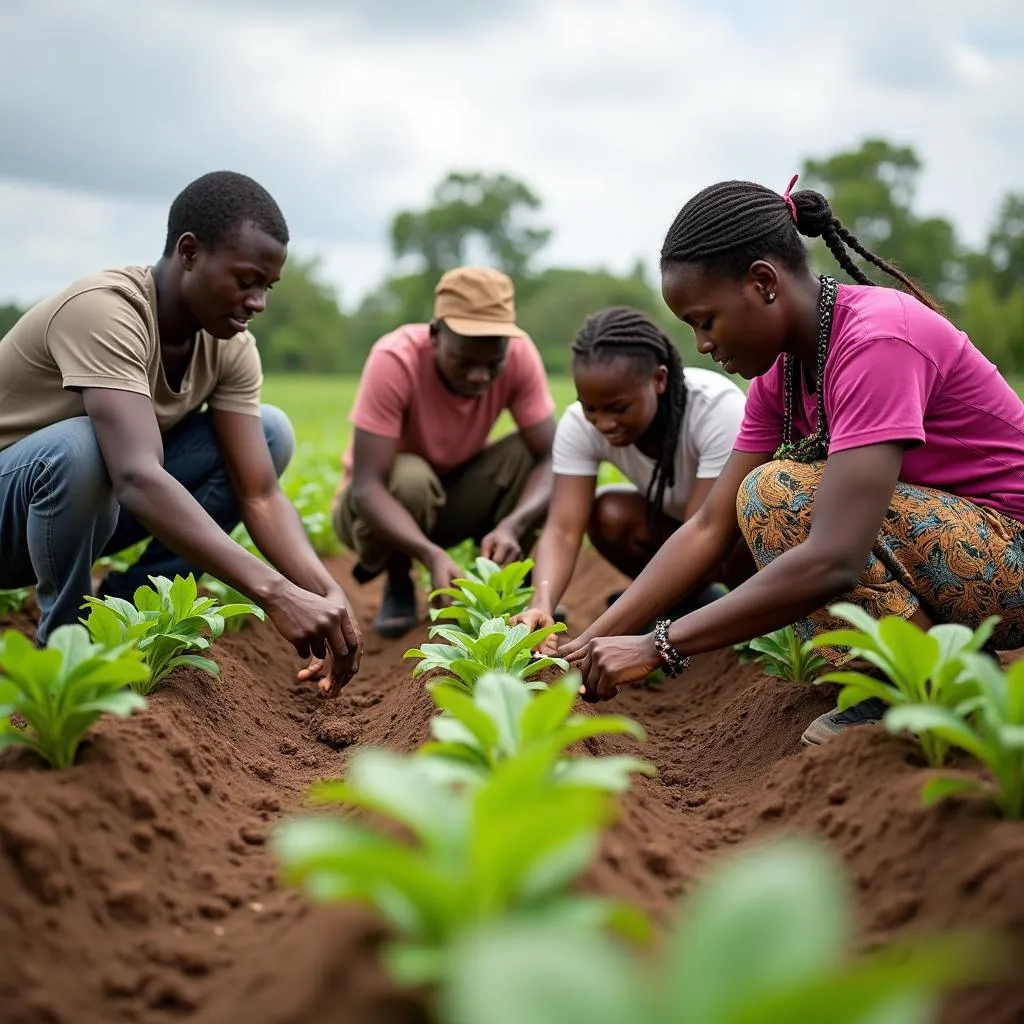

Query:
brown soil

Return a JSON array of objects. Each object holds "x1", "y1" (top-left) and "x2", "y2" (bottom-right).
[{"x1": 1, "y1": 551, "x2": 1022, "y2": 1023}]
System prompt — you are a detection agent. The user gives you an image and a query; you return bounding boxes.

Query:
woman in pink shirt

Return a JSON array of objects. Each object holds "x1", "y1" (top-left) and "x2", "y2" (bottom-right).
[{"x1": 564, "y1": 176, "x2": 1024, "y2": 746}]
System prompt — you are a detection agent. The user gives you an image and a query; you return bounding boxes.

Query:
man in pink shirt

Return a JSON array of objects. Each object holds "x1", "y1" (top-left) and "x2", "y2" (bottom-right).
[{"x1": 332, "y1": 266, "x2": 556, "y2": 637}]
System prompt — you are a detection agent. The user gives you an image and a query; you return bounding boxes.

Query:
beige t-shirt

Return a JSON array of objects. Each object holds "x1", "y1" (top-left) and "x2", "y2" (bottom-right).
[{"x1": 0, "y1": 265, "x2": 263, "y2": 452}]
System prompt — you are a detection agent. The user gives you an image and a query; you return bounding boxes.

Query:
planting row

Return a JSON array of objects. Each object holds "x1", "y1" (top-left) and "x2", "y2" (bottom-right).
[
  {"x1": 0, "y1": 573, "x2": 262, "y2": 768},
  {"x1": 267, "y1": 556, "x2": 994, "y2": 1023},
  {"x1": 738, "y1": 608, "x2": 1024, "y2": 820}
]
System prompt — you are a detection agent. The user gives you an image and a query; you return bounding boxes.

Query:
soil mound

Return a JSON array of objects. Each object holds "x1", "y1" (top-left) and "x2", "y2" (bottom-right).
[{"x1": 2, "y1": 552, "x2": 1022, "y2": 1023}]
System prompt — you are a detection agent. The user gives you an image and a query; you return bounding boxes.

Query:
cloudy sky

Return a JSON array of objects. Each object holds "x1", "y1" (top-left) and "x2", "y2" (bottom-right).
[{"x1": 1, "y1": 0, "x2": 1021, "y2": 309}]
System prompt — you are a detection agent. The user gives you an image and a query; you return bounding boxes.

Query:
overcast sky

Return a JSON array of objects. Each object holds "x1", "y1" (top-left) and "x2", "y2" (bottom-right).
[{"x1": 1, "y1": 0, "x2": 1021, "y2": 309}]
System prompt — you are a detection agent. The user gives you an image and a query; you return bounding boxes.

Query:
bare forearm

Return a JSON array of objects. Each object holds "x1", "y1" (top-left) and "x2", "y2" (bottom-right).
[
  {"x1": 116, "y1": 471, "x2": 282, "y2": 604},
  {"x1": 351, "y1": 482, "x2": 438, "y2": 563},
  {"x1": 667, "y1": 543, "x2": 852, "y2": 654},
  {"x1": 583, "y1": 516, "x2": 737, "y2": 640},
  {"x1": 242, "y1": 491, "x2": 342, "y2": 600},
  {"x1": 531, "y1": 525, "x2": 583, "y2": 616},
  {"x1": 502, "y1": 458, "x2": 553, "y2": 538}
]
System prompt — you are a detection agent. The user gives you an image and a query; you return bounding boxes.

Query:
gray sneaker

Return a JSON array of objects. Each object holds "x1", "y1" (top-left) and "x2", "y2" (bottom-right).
[{"x1": 800, "y1": 696, "x2": 889, "y2": 747}]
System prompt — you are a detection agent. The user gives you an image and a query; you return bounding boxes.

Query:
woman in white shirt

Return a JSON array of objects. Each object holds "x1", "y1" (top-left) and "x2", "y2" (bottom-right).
[{"x1": 516, "y1": 306, "x2": 750, "y2": 640}]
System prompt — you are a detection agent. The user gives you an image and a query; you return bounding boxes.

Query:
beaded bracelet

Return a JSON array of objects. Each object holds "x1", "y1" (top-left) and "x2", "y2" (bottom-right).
[{"x1": 653, "y1": 619, "x2": 690, "y2": 678}]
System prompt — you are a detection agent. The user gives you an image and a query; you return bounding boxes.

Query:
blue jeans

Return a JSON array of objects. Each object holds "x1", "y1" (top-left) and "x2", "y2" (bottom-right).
[{"x1": 0, "y1": 405, "x2": 294, "y2": 643}]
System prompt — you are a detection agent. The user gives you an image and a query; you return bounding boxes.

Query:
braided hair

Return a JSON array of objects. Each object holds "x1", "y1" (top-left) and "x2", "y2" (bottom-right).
[
  {"x1": 659, "y1": 180, "x2": 941, "y2": 313},
  {"x1": 572, "y1": 307, "x2": 688, "y2": 530}
]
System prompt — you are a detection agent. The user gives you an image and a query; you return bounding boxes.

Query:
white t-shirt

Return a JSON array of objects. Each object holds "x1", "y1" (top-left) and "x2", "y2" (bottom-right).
[{"x1": 552, "y1": 367, "x2": 747, "y2": 522}]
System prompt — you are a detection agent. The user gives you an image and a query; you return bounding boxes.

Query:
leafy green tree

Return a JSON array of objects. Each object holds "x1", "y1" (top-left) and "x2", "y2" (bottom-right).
[
  {"x1": 0, "y1": 303, "x2": 25, "y2": 340},
  {"x1": 802, "y1": 139, "x2": 960, "y2": 302},
  {"x1": 986, "y1": 192, "x2": 1024, "y2": 301},
  {"x1": 391, "y1": 171, "x2": 551, "y2": 284},
  {"x1": 250, "y1": 256, "x2": 348, "y2": 373}
]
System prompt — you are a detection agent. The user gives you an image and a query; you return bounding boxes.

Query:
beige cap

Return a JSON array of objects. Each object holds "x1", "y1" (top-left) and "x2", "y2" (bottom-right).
[{"x1": 433, "y1": 266, "x2": 522, "y2": 337}]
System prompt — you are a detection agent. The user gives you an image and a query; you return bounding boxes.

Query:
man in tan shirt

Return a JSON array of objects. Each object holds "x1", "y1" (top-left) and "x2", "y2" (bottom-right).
[{"x1": 0, "y1": 171, "x2": 361, "y2": 694}]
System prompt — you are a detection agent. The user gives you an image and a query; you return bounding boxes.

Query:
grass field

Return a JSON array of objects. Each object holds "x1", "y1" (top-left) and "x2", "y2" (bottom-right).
[
  {"x1": 261, "y1": 373, "x2": 582, "y2": 464},
  {"x1": 264, "y1": 369, "x2": 1024, "y2": 460},
  {"x1": 261, "y1": 369, "x2": 1024, "y2": 531}
]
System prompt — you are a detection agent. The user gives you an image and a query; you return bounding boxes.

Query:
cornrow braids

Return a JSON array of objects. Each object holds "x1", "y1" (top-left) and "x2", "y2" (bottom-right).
[
  {"x1": 572, "y1": 307, "x2": 688, "y2": 530},
  {"x1": 659, "y1": 179, "x2": 941, "y2": 313}
]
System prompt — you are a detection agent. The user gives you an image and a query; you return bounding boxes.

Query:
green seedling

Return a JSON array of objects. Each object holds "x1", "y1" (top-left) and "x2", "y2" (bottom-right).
[
  {"x1": 440, "y1": 836, "x2": 994, "y2": 1024},
  {"x1": 810, "y1": 603, "x2": 999, "y2": 766},
  {"x1": 418, "y1": 672, "x2": 656, "y2": 793},
  {"x1": 0, "y1": 588, "x2": 32, "y2": 615},
  {"x1": 430, "y1": 557, "x2": 535, "y2": 635},
  {"x1": 272, "y1": 746, "x2": 650, "y2": 986},
  {"x1": 405, "y1": 617, "x2": 568, "y2": 693},
  {"x1": 887, "y1": 652, "x2": 1024, "y2": 819},
  {"x1": 748, "y1": 625, "x2": 829, "y2": 683},
  {"x1": 0, "y1": 625, "x2": 148, "y2": 769},
  {"x1": 731, "y1": 638, "x2": 758, "y2": 665},
  {"x1": 80, "y1": 573, "x2": 264, "y2": 694},
  {"x1": 284, "y1": 461, "x2": 342, "y2": 556},
  {"x1": 201, "y1": 575, "x2": 261, "y2": 634}
]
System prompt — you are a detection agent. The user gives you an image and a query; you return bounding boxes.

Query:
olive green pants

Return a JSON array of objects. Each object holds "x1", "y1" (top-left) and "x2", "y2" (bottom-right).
[{"x1": 333, "y1": 434, "x2": 540, "y2": 580}]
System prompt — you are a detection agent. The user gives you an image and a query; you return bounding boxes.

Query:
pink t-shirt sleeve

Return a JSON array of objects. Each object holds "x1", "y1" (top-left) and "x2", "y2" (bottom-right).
[
  {"x1": 506, "y1": 336, "x2": 556, "y2": 430},
  {"x1": 348, "y1": 347, "x2": 412, "y2": 439},
  {"x1": 733, "y1": 360, "x2": 785, "y2": 453},
  {"x1": 826, "y1": 337, "x2": 932, "y2": 453}
]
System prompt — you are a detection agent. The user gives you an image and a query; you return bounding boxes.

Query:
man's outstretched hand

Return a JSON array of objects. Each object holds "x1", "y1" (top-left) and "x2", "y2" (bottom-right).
[{"x1": 262, "y1": 583, "x2": 363, "y2": 697}]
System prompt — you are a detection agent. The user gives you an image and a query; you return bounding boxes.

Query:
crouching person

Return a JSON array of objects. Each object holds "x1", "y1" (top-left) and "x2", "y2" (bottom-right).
[
  {"x1": 332, "y1": 266, "x2": 556, "y2": 638},
  {"x1": 0, "y1": 171, "x2": 361, "y2": 695}
]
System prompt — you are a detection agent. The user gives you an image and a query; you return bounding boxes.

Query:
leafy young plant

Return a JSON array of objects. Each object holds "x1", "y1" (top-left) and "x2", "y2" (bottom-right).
[
  {"x1": 201, "y1": 575, "x2": 262, "y2": 634},
  {"x1": 418, "y1": 671, "x2": 656, "y2": 793},
  {"x1": 731, "y1": 637, "x2": 758, "y2": 665},
  {"x1": 440, "y1": 836, "x2": 994, "y2": 1024},
  {"x1": 272, "y1": 746, "x2": 650, "y2": 985},
  {"x1": 809, "y1": 603, "x2": 998, "y2": 766},
  {"x1": 747, "y1": 625, "x2": 829, "y2": 683},
  {"x1": 887, "y1": 652, "x2": 1024, "y2": 819},
  {"x1": 430, "y1": 557, "x2": 536, "y2": 634},
  {"x1": 80, "y1": 573, "x2": 265, "y2": 694},
  {"x1": 0, "y1": 625, "x2": 149, "y2": 769},
  {"x1": 405, "y1": 617, "x2": 568, "y2": 694},
  {"x1": 0, "y1": 588, "x2": 32, "y2": 615}
]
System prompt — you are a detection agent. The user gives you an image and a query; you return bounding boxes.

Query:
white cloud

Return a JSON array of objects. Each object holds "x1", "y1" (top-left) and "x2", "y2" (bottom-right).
[{"x1": 0, "y1": 0, "x2": 1020, "y2": 306}]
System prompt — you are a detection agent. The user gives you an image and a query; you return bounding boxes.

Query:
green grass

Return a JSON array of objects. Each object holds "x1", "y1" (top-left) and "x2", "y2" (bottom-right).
[
  {"x1": 262, "y1": 373, "x2": 587, "y2": 502},
  {"x1": 262, "y1": 373, "x2": 580, "y2": 458}
]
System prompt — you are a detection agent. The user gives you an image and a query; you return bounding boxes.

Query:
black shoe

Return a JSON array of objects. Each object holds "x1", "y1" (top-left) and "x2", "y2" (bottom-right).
[
  {"x1": 373, "y1": 576, "x2": 418, "y2": 639},
  {"x1": 801, "y1": 696, "x2": 888, "y2": 746}
]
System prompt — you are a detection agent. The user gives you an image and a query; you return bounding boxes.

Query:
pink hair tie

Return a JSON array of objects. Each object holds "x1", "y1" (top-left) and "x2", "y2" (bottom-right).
[{"x1": 782, "y1": 173, "x2": 799, "y2": 222}]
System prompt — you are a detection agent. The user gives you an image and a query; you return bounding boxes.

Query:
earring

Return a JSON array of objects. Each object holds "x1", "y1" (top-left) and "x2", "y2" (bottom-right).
[{"x1": 766, "y1": 292, "x2": 776, "y2": 304}]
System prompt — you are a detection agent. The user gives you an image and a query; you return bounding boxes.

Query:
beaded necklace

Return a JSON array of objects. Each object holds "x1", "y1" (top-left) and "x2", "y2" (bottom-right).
[{"x1": 772, "y1": 274, "x2": 838, "y2": 463}]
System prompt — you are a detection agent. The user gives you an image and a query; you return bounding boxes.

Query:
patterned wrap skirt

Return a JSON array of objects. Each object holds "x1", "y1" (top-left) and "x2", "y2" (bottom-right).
[{"x1": 736, "y1": 459, "x2": 1024, "y2": 663}]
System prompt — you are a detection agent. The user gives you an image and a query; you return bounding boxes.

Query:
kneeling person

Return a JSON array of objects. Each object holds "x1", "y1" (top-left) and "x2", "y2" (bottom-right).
[
  {"x1": 333, "y1": 266, "x2": 556, "y2": 638},
  {"x1": 0, "y1": 171, "x2": 361, "y2": 694},
  {"x1": 515, "y1": 307, "x2": 749, "y2": 643}
]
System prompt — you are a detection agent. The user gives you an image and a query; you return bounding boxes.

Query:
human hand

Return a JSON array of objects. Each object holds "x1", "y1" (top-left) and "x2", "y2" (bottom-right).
[
  {"x1": 266, "y1": 583, "x2": 363, "y2": 697},
  {"x1": 565, "y1": 632, "x2": 661, "y2": 703},
  {"x1": 427, "y1": 550, "x2": 464, "y2": 607},
  {"x1": 509, "y1": 606, "x2": 558, "y2": 654},
  {"x1": 480, "y1": 522, "x2": 523, "y2": 565}
]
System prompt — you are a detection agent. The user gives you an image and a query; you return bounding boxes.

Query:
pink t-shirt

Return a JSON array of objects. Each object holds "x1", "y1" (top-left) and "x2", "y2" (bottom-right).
[
  {"x1": 342, "y1": 323, "x2": 555, "y2": 482},
  {"x1": 734, "y1": 283, "x2": 1024, "y2": 524}
]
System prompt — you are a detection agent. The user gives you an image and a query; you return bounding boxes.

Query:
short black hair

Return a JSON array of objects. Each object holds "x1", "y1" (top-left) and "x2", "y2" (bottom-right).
[
  {"x1": 660, "y1": 180, "x2": 941, "y2": 312},
  {"x1": 572, "y1": 306, "x2": 688, "y2": 529},
  {"x1": 162, "y1": 170, "x2": 289, "y2": 258}
]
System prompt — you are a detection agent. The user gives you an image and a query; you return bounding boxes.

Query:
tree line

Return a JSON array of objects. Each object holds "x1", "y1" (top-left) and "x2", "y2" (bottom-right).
[{"x1": 3, "y1": 138, "x2": 1021, "y2": 376}]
